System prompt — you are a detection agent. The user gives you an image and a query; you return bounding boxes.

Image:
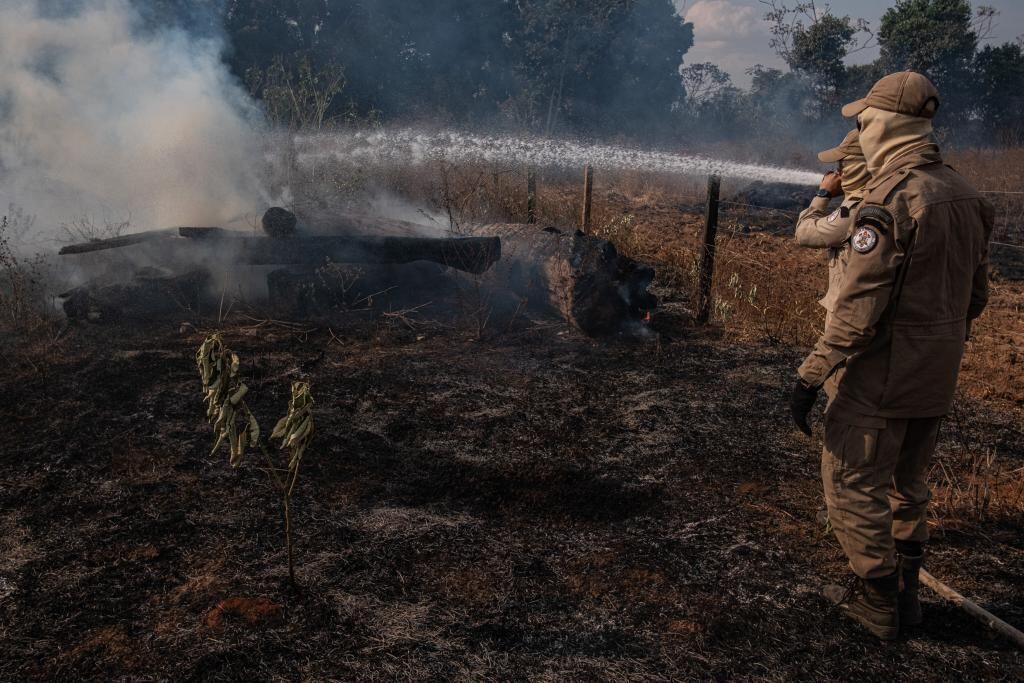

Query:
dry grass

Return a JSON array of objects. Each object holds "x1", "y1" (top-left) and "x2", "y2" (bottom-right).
[
  {"x1": 948, "y1": 148, "x2": 1024, "y2": 244},
  {"x1": 0, "y1": 210, "x2": 66, "y2": 372},
  {"x1": 931, "y1": 446, "x2": 1024, "y2": 532}
]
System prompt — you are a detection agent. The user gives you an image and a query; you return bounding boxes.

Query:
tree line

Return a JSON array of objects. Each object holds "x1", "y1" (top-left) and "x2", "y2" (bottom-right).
[
  {"x1": 681, "y1": 0, "x2": 1024, "y2": 147},
  {"x1": 211, "y1": 0, "x2": 693, "y2": 141},
  {"x1": 142, "y1": 0, "x2": 1024, "y2": 146}
]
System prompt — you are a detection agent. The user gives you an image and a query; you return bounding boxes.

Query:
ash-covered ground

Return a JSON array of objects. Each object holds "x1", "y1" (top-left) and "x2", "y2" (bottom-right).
[{"x1": 1, "y1": 290, "x2": 1022, "y2": 680}]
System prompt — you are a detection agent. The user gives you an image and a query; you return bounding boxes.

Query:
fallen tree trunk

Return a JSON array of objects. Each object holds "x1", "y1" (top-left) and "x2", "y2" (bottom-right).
[
  {"x1": 478, "y1": 223, "x2": 656, "y2": 336},
  {"x1": 57, "y1": 229, "x2": 179, "y2": 255},
  {"x1": 57, "y1": 212, "x2": 655, "y2": 334},
  {"x1": 266, "y1": 262, "x2": 454, "y2": 316},
  {"x1": 180, "y1": 228, "x2": 499, "y2": 274},
  {"x1": 60, "y1": 228, "x2": 501, "y2": 275}
]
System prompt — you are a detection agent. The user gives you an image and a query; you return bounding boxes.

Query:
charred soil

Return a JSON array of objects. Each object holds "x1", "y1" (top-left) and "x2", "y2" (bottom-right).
[{"x1": 1, "y1": 289, "x2": 1023, "y2": 678}]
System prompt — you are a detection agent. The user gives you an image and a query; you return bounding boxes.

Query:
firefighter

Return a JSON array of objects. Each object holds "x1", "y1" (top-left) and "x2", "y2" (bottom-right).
[
  {"x1": 789, "y1": 71, "x2": 994, "y2": 640},
  {"x1": 796, "y1": 129, "x2": 871, "y2": 336}
]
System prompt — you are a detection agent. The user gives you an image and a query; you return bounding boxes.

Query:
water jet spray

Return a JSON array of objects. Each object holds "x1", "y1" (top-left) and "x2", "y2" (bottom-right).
[{"x1": 293, "y1": 129, "x2": 823, "y2": 187}]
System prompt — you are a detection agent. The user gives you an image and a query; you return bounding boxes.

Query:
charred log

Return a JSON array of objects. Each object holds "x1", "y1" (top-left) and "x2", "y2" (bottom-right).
[
  {"x1": 262, "y1": 207, "x2": 297, "y2": 237},
  {"x1": 177, "y1": 228, "x2": 500, "y2": 274},
  {"x1": 61, "y1": 268, "x2": 208, "y2": 322},
  {"x1": 60, "y1": 228, "x2": 500, "y2": 275},
  {"x1": 57, "y1": 229, "x2": 178, "y2": 255},
  {"x1": 266, "y1": 262, "x2": 454, "y2": 316},
  {"x1": 479, "y1": 224, "x2": 656, "y2": 335}
]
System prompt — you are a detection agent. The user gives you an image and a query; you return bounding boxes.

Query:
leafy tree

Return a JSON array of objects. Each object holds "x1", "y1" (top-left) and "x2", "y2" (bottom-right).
[
  {"x1": 221, "y1": 0, "x2": 692, "y2": 139},
  {"x1": 676, "y1": 63, "x2": 738, "y2": 138},
  {"x1": 789, "y1": 15, "x2": 856, "y2": 105},
  {"x1": 580, "y1": 0, "x2": 694, "y2": 139},
  {"x1": 681, "y1": 63, "x2": 733, "y2": 105},
  {"x1": 839, "y1": 62, "x2": 885, "y2": 107},
  {"x1": 513, "y1": 0, "x2": 622, "y2": 134},
  {"x1": 876, "y1": 0, "x2": 995, "y2": 124},
  {"x1": 343, "y1": 0, "x2": 521, "y2": 123},
  {"x1": 974, "y1": 42, "x2": 1024, "y2": 144},
  {"x1": 761, "y1": 1, "x2": 871, "y2": 117},
  {"x1": 514, "y1": 0, "x2": 693, "y2": 139},
  {"x1": 746, "y1": 65, "x2": 814, "y2": 131},
  {"x1": 246, "y1": 56, "x2": 349, "y2": 130}
]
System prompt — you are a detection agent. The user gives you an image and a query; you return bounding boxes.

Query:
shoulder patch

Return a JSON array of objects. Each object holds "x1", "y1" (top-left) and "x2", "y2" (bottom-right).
[
  {"x1": 851, "y1": 226, "x2": 879, "y2": 254},
  {"x1": 826, "y1": 205, "x2": 852, "y2": 224},
  {"x1": 856, "y1": 205, "x2": 895, "y2": 234}
]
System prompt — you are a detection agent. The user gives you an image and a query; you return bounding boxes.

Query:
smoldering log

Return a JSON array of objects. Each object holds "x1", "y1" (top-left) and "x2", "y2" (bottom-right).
[
  {"x1": 60, "y1": 227, "x2": 501, "y2": 275},
  {"x1": 265, "y1": 262, "x2": 455, "y2": 316},
  {"x1": 178, "y1": 228, "x2": 500, "y2": 274},
  {"x1": 57, "y1": 228, "x2": 179, "y2": 255},
  {"x1": 479, "y1": 224, "x2": 657, "y2": 335},
  {"x1": 262, "y1": 206, "x2": 297, "y2": 237},
  {"x1": 60, "y1": 268, "x2": 209, "y2": 322}
]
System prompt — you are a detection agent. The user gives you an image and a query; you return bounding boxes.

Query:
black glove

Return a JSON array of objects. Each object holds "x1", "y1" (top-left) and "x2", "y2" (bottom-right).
[{"x1": 790, "y1": 379, "x2": 819, "y2": 436}]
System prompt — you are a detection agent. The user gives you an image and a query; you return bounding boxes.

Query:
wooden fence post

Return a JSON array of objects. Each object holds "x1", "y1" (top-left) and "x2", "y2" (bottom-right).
[
  {"x1": 581, "y1": 164, "x2": 594, "y2": 233},
  {"x1": 527, "y1": 169, "x2": 537, "y2": 224},
  {"x1": 696, "y1": 175, "x2": 721, "y2": 324}
]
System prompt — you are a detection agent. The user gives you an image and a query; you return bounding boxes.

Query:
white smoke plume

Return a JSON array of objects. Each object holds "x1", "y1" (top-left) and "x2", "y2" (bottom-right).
[{"x1": 0, "y1": 0, "x2": 267, "y2": 245}]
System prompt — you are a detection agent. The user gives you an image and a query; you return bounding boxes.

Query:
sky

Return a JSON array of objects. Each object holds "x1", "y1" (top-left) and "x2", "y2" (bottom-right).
[{"x1": 676, "y1": 0, "x2": 1024, "y2": 87}]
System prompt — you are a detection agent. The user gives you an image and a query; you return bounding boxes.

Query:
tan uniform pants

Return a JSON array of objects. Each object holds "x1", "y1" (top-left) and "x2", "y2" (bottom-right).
[{"x1": 821, "y1": 410, "x2": 941, "y2": 579}]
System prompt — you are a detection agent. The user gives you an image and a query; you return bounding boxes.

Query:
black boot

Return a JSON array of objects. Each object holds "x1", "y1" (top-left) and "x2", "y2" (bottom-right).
[
  {"x1": 896, "y1": 541, "x2": 924, "y2": 627},
  {"x1": 822, "y1": 573, "x2": 900, "y2": 640}
]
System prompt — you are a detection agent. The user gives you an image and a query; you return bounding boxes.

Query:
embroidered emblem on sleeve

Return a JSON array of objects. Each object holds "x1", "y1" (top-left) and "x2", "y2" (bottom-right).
[{"x1": 852, "y1": 226, "x2": 879, "y2": 253}]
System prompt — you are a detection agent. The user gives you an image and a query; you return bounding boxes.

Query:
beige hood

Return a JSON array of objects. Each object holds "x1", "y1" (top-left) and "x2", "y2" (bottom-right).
[
  {"x1": 858, "y1": 106, "x2": 939, "y2": 177},
  {"x1": 841, "y1": 156, "x2": 871, "y2": 200}
]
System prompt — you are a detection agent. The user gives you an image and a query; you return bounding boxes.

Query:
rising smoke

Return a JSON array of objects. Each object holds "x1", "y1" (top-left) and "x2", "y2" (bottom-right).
[
  {"x1": 0, "y1": 0, "x2": 822, "y2": 255},
  {"x1": 0, "y1": 0, "x2": 269, "y2": 244}
]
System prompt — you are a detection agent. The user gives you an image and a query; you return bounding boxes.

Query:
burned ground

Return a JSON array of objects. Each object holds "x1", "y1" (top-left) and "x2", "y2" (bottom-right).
[{"x1": 1, "y1": 284, "x2": 1022, "y2": 679}]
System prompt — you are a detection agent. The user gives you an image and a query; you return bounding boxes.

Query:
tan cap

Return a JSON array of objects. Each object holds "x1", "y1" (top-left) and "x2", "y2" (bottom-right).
[
  {"x1": 841, "y1": 71, "x2": 940, "y2": 119},
  {"x1": 818, "y1": 128, "x2": 862, "y2": 163}
]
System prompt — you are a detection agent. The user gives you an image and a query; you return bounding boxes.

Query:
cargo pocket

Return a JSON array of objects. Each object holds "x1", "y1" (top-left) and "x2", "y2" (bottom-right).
[
  {"x1": 824, "y1": 413, "x2": 882, "y2": 490},
  {"x1": 882, "y1": 325, "x2": 966, "y2": 413}
]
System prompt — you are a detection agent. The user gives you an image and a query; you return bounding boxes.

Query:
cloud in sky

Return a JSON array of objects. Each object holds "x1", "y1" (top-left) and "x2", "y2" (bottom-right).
[
  {"x1": 685, "y1": 0, "x2": 760, "y2": 43},
  {"x1": 678, "y1": 0, "x2": 781, "y2": 86}
]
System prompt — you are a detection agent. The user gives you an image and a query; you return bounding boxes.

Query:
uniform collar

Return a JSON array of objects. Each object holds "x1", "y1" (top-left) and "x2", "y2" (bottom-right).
[
  {"x1": 866, "y1": 147, "x2": 943, "y2": 191},
  {"x1": 877, "y1": 146, "x2": 942, "y2": 178}
]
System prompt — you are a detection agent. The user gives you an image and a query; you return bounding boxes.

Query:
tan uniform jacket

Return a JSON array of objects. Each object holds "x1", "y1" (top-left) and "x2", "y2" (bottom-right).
[
  {"x1": 795, "y1": 196, "x2": 861, "y2": 312},
  {"x1": 798, "y1": 152, "x2": 994, "y2": 418}
]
